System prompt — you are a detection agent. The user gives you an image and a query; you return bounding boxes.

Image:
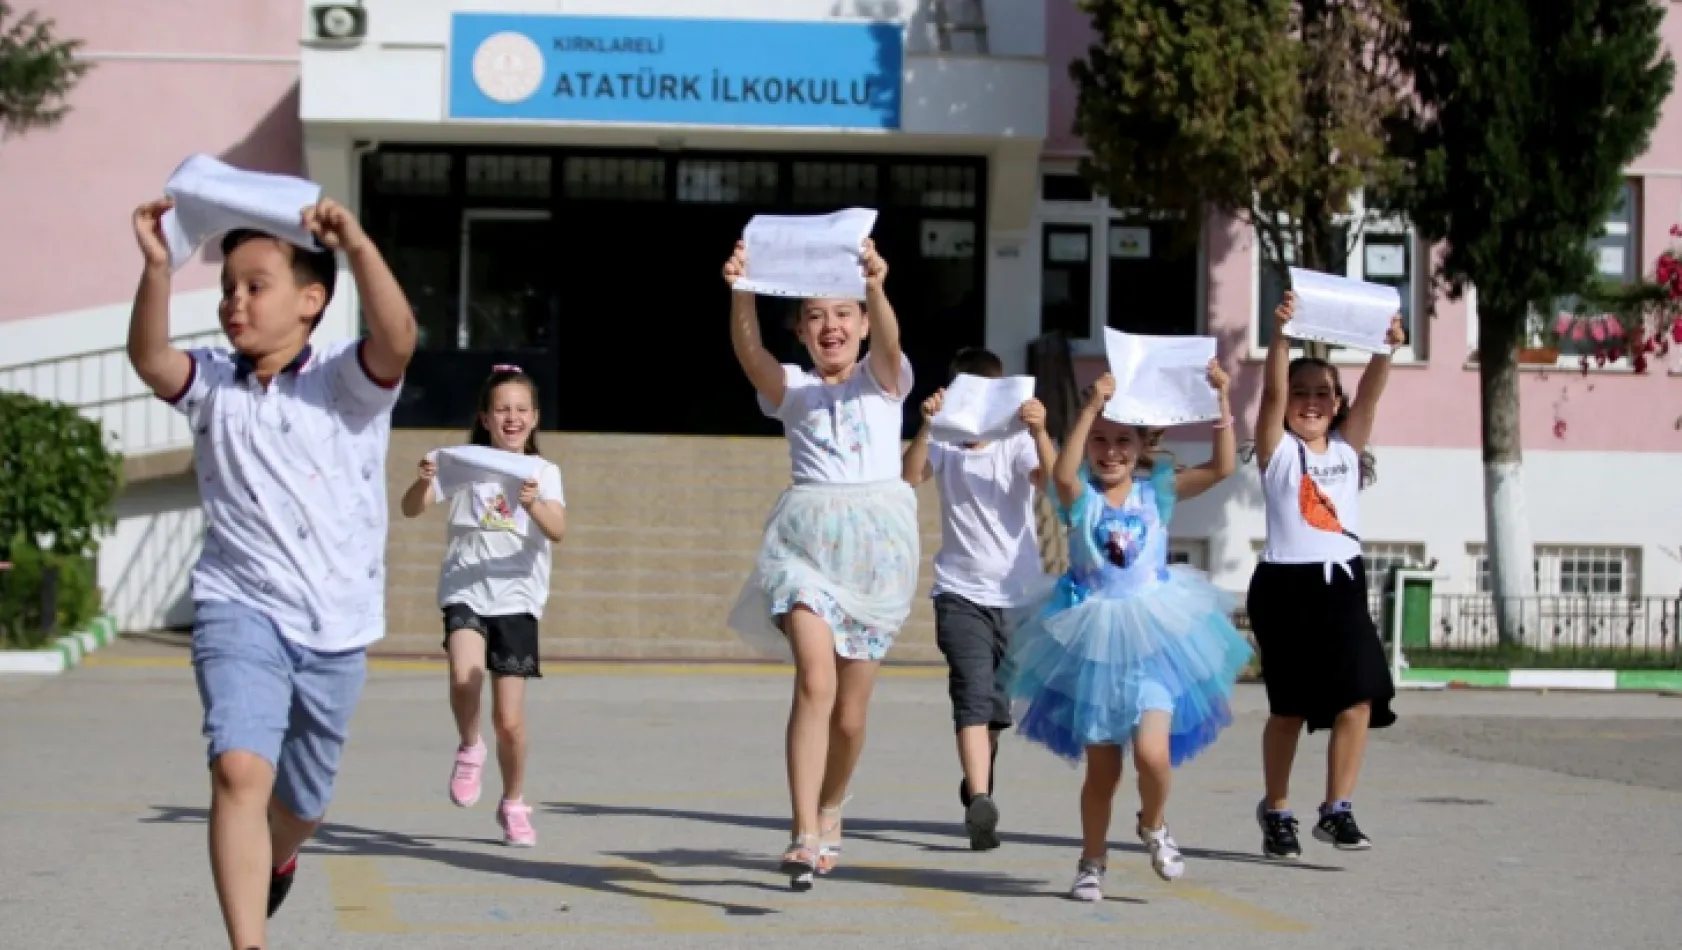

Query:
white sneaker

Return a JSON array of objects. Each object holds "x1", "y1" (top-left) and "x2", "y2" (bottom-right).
[
  {"x1": 1137, "y1": 817, "x2": 1185, "y2": 881},
  {"x1": 1068, "y1": 858, "x2": 1106, "y2": 901}
]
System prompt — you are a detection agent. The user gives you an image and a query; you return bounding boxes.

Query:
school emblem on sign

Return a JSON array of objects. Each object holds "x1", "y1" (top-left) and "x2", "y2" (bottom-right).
[{"x1": 471, "y1": 31, "x2": 545, "y2": 104}]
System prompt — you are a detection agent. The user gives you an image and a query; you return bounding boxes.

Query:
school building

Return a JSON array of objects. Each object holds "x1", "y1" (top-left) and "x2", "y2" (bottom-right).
[{"x1": 2, "y1": 0, "x2": 1679, "y2": 660}]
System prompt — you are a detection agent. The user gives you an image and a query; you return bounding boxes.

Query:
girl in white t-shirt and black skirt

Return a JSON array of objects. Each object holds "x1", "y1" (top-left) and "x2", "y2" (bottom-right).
[
  {"x1": 1247, "y1": 292, "x2": 1404, "y2": 860},
  {"x1": 400, "y1": 365, "x2": 567, "y2": 849}
]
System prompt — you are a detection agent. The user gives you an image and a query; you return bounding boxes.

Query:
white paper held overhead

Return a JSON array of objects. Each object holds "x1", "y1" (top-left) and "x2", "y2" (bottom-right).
[
  {"x1": 734, "y1": 208, "x2": 878, "y2": 300},
  {"x1": 429, "y1": 445, "x2": 548, "y2": 499},
  {"x1": 929, "y1": 373, "x2": 1038, "y2": 444},
  {"x1": 1101, "y1": 328, "x2": 1221, "y2": 427},
  {"x1": 159, "y1": 154, "x2": 325, "y2": 272},
  {"x1": 1285, "y1": 267, "x2": 1400, "y2": 354}
]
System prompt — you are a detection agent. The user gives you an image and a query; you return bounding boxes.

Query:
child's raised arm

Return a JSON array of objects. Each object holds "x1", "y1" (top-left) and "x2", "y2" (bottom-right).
[
  {"x1": 723, "y1": 241, "x2": 787, "y2": 410},
  {"x1": 901, "y1": 389, "x2": 943, "y2": 486},
  {"x1": 1339, "y1": 314, "x2": 1406, "y2": 455},
  {"x1": 399, "y1": 456, "x2": 438, "y2": 518},
  {"x1": 1253, "y1": 290, "x2": 1296, "y2": 470},
  {"x1": 1020, "y1": 397, "x2": 1057, "y2": 490},
  {"x1": 1053, "y1": 374, "x2": 1113, "y2": 510},
  {"x1": 302, "y1": 197, "x2": 416, "y2": 384},
  {"x1": 126, "y1": 198, "x2": 194, "y2": 400},
  {"x1": 1175, "y1": 360, "x2": 1237, "y2": 501},
  {"x1": 861, "y1": 239, "x2": 905, "y2": 397}
]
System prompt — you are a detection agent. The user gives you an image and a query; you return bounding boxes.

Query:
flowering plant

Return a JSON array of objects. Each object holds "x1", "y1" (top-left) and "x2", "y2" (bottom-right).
[{"x1": 1547, "y1": 224, "x2": 1682, "y2": 374}]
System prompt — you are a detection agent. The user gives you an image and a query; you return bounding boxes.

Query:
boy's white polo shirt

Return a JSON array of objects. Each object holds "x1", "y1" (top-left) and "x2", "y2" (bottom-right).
[{"x1": 164, "y1": 339, "x2": 401, "y2": 653}]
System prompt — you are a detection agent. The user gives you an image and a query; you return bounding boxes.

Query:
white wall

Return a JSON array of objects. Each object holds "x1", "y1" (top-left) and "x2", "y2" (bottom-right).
[
  {"x1": 1163, "y1": 441, "x2": 1682, "y2": 599},
  {"x1": 99, "y1": 475, "x2": 203, "y2": 632}
]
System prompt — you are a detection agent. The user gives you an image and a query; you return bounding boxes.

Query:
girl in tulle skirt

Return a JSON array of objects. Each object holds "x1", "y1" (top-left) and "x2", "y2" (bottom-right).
[
  {"x1": 720, "y1": 238, "x2": 920, "y2": 892},
  {"x1": 1008, "y1": 367, "x2": 1252, "y2": 902}
]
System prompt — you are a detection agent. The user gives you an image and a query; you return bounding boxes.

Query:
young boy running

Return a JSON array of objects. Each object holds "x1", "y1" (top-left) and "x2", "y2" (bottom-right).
[
  {"x1": 902, "y1": 347, "x2": 1055, "y2": 850},
  {"x1": 127, "y1": 192, "x2": 416, "y2": 950}
]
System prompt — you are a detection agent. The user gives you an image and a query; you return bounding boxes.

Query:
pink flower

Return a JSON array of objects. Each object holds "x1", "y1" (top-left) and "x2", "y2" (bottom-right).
[
  {"x1": 1553, "y1": 419, "x2": 1568, "y2": 438},
  {"x1": 1607, "y1": 318, "x2": 1625, "y2": 338},
  {"x1": 1671, "y1": 224, "x2": 1682, "y2": 238},
  {"x1": 1572, "y1": 321, "x2": 1587, "y2": 341},
  {"x1": 1672, "y1": 317, "x2": 1682, "y2": 344},
  {"x1": 1590, "y1": 318, "x2": 1607, "y2": 342},
  {"x1": 1554, "y1": 313, "x2": 1574, "y2": 336}
]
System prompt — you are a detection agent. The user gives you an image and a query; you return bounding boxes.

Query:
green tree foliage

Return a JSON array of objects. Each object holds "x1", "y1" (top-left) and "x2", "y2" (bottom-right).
[
  {"x1": 1390, "y1": 0, "x2": 1672, "y2": 637},
  {"x1": 0, "y1": 2, "x2": 89, "y2": 139},
  {"x1": 1071, "y1": 0, "x2": 1408, "y2": 274},
  {"x1": 0, "y1": 392, "x2": 123, "y2": 562}
]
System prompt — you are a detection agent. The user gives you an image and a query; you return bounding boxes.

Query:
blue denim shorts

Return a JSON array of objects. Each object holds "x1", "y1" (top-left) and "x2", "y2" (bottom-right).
[{"x1": 191, "y1": 600, "x2": 367, "y2": 821}]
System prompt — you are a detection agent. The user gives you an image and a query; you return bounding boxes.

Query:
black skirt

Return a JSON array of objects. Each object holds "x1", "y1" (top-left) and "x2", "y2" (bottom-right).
[{"x1": 1246, "y1": 557, "x2": 1396, "y2": 733}]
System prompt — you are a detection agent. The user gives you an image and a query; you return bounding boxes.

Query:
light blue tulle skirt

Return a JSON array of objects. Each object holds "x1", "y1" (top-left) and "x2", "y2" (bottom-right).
[{"x1": 1006, "y1": 566, "x2": 1253, "y2": 767}]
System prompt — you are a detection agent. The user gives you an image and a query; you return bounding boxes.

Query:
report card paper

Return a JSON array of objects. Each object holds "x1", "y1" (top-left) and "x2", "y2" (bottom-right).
[
  {"x1": 929, "y1": 373, "x2": 1037, "y2": 444},
  {"x1": 735, "y1": 208, "x2": 878, "y2": 300},
  {"x1": 1285, "y1": 267, "x2": 1400, "y2": 354},
  {"x1": 1101, "y1": 329, "x2": 1220, "y2": 427},
  {"x1": 159, "y1": 153, "x2": 324, "y2": 272}
]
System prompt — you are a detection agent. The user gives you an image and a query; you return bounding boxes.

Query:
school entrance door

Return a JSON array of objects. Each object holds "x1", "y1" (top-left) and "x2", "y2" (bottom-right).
[{"x1": 361, "y1": 147, "x2": 988, "y2": 438}]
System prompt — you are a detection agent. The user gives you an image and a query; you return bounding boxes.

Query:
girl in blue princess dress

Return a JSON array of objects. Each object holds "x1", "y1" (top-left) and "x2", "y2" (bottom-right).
[{"x1": 1009, "y1": 366, "x2": 1252, "y2": 902}]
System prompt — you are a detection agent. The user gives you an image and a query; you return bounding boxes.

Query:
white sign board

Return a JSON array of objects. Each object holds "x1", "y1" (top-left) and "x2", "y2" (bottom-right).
[
  {"x1": 159, "y1": 153, "x2": 325, "y2": 272},
  {"x1": 1109, "y1": 226, "x2": 1151, "y2": 259},
  {"x1": 929, "y1": 373, "x2": 1037, "y2": 444},
  {"x1": 1101, "y1": 328, "x2": 1221, "y2": 427},
  {"x1": 1285, "y1": 267, "x2": 1399, "y2": 354},
  {"x1": 734, "y1": 208, "x2": 878, "y2": 300}
]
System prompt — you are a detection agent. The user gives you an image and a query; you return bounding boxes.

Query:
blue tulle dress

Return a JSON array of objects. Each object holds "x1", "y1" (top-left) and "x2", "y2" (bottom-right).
[{"x1": 1007, "y1": 459, "x2": 1253, "y2": 767}]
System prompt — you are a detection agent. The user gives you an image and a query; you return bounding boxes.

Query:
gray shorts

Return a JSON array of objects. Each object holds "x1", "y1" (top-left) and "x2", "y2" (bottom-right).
[
  {"x1": 933, "y1": 592, "x2": 1020, "y2": 733},
  {"x1": 191, "y1": 600, "x2": 367, "y2": 821}
]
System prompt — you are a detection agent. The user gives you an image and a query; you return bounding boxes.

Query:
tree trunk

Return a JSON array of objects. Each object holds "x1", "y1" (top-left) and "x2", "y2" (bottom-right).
[{"x1": 1476, "y1": 304, "x2": 1534, "y2": 646}]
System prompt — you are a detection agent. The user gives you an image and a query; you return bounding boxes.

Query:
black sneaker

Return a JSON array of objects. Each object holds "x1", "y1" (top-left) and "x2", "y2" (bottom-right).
[
  {"x1": 1255, "y1": 801, "x2": 1302, "y2": 860},
  {"x1": 268, "y1": 856, "x2": 297, "y2": 918},
  {"x1": 964, "y1": 793, "x2": 1002, "y2": 851},
  {"x1": 1314, "y1": 810, "x2": 1372, "y2": 850}
]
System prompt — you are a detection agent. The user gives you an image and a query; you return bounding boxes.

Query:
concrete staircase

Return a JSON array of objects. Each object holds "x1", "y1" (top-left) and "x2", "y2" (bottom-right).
[{"x1": 381, "y1": 431, "x2": 949, "y2": 662}]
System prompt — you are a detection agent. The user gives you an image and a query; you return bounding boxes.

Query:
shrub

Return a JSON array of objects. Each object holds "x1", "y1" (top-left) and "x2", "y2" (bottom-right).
[
  {"x1": 0, "y1": 542, "x2": 99, "y2": 649},
  {"x1": 0, "y1": 391, "x2": 120, "y2": 647},
  {"x1": 0, "y1": 391, "x2": 122, "y2": 561}
]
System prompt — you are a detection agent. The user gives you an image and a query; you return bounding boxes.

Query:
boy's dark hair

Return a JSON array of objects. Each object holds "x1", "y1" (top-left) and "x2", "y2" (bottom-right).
[
  {"x1": 220, "y1": 229, "x2": 338, "y2": 327},
  {"x1": 469, "y1": 365, "x2": 541, "y2": 455},
  {"x1": 1286, "y1": 356, "x2": 1376, "y2": 488},
  {"x1": 950, "y1": 346, "x2": 1005, "y2": 379}
]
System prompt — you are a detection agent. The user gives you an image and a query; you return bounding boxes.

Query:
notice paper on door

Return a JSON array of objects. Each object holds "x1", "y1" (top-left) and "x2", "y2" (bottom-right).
[
  {"x1": 1101, "y1": 328, "x2": 1221, "y2": 427},
  {"x1": 1285, "y1": 267, "x2": 1400, "y2": 353},
  {"x1": 929, "y1": 373, "x2": 1038, "y2": 444},
  {"x1": 734, "y1": 208, "x2": 879, "y2": 300},
  {"x1": 159, "y1": 153, "x2": 325, "y2": 272}
]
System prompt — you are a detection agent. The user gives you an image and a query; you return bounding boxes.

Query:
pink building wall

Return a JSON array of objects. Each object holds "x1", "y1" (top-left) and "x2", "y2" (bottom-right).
[
  {"x1": 1051, "y1": 0, "x2": 1682, "y2": 455},
  {"x1": 0, "y1": 0, "x2": 302, "y2": 325}
]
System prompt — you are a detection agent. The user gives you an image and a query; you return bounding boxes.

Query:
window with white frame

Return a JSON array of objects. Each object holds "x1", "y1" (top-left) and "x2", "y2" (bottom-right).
[
  {"x1": 1168, "y1": 538, "x2": 1209, "y2": 570},
  {"x1": 1361, "y1": 541, "x2": 1428, "y2": 581},
  {"x1": 1039, "y1": 170, "x2": 1204, "y2": 349},
  {"x1": 1547, "y1": 180, "x2": 1640, "y2": 358},
  {"x1": 1251, "y1": 192, "x2": 1421, "y2": 360},
  {"x1": 1466, "y1": 543, "x2": 1640, "y2": 597}
]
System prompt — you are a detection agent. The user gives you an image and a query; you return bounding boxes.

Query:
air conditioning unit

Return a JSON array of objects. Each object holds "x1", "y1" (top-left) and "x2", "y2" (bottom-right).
[{"x1": 311, "y1": 3, "x2": 367, "y2": 43}]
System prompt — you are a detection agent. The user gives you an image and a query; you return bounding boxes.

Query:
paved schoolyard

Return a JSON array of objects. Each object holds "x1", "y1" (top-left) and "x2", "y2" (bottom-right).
[{"x1": 3, "y1": 643, "x2": 1681, "y2": 949}]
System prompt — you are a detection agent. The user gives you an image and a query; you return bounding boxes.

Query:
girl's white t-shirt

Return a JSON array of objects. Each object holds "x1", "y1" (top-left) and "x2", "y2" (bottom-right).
[
  {"x1": 1259, "y1": 432, "x2": 1362, "y2": 566},
  {"x1": 927, "y1": 433, "x2": 1045, "y2": 608},
  {"x1": 758, "y1": 354, "x2": 915, "y2": 484},
  {"x1": 433, "y1": 459, "x2": 565, "y2": 618}
]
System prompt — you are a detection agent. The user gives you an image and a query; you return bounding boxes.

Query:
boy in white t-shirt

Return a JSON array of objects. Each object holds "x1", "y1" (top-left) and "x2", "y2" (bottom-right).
[{"x1": 902, "y1": 347, "x2": 1057, "y2": 851}]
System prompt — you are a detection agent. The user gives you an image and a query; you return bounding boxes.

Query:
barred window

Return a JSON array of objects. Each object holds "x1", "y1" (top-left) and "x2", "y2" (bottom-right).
[
  {"x1": 889, "y1": 164, "x2": 978, "y2": 209},
  {"x1": 676, "y1": 160, "x2": 778, "y2": 204},
  {"x1": 370, "y1": 152, "x2": 452, "y2": 196},
  {"x1": 562, "y1": 157, "x2": 666, "y2": 201},
  {"x1": 791, "y1": 162, "x2": 879, "y2": 206},
  {"x1": 466, "y1": 154, "x2": 552, "y2": 199}
]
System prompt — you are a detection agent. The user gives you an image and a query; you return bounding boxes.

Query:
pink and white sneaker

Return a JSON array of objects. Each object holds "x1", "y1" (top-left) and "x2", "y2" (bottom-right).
[
  {"x1": 449, "y1": 739, "x2": 487, "y2": 807},
  {"x1": 498, "y1": 799, "x2": 537, "y2": 847}
]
